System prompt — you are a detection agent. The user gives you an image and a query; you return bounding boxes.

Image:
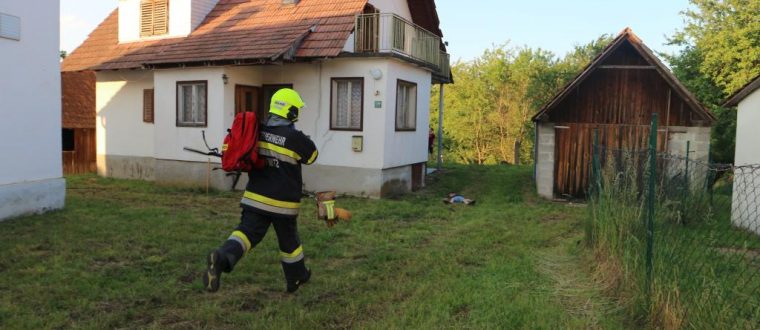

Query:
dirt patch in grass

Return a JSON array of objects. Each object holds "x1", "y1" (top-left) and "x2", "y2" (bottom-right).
[
  {"x1": 304, "y1": 291, "x2": 343, "y2": 309},
  {"x1": 178, "y1": 270, "x2": 196, "y2": 284},
  {"x1": 540, "y1": 212, "x2": 571, "y2": 223},
  {"x1": 238, "y1": 298, "x2": 264, "y2": 312},
  {"x1": 451, "y1": 304, "x2": 470, "y2": 321}
]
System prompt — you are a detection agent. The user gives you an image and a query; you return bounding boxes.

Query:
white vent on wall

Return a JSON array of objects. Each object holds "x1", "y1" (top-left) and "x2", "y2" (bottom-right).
[{"x1": 0, "y1": 12, "x2": 21, "y2": 41}]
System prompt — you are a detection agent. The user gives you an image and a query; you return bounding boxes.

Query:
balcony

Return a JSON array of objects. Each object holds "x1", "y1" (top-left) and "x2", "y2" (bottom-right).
[{"x1": 355, "y1": 13, "x2": 451, "y2": 83}]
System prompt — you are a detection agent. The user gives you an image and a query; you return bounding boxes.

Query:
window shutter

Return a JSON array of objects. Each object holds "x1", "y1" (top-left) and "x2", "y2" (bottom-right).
[
  {"x1": 153, "y1": 0, "x2": 168, "y2": 35},
  {"x1": 140, "y1": 1, "x2": 154, "y2": 37},
  {"x1": 140, "y1": 0, "x2": 168, "y2": 37},
  {"x1": 143, "y1": 89, "x2": 154, "y2": 123}
]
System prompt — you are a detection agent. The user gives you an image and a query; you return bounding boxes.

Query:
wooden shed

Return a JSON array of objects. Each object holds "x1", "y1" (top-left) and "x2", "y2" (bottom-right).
[
  {"x1": 532, "y1": 28, "x2": 715, "y2": 199},
  {"x1": 61, "y1": 71, "x2": 96, "y2": 174}
]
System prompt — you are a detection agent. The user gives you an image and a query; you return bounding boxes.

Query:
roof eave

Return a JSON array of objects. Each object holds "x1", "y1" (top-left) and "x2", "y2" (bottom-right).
[
  {"x1": 532, "y1": 29, "x2": 716, "y2": 124},
  {"x1": 723, "y1": 75, "x2": 760, "y2": 107}
]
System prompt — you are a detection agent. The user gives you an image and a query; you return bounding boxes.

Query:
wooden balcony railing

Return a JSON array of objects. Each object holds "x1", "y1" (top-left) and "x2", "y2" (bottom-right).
[{"x1": 355, "y1": 13, "x2": 450, "y2": 81}]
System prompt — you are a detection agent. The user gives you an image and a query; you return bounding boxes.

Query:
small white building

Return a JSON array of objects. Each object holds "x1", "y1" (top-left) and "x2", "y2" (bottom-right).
[
  {"x1": 724, "y1": 75, "x2": 760, "y2": 235},
  {"x1": 61, "y1": 0, "x2": 451, "y2": 198},
  {"x1": 0, "y1": 1, "x2": 65, "y2": 220}
]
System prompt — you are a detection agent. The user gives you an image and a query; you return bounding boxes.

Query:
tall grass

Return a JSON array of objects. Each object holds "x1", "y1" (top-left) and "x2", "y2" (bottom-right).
[{"x1": 587, "y1": 153, "x2": 760, "y2": 329}]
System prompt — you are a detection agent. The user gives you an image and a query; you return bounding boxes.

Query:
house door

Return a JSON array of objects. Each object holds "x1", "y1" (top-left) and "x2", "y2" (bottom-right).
[{"x1": 235, "y1": 85, "x2": 260, "y2": 116}]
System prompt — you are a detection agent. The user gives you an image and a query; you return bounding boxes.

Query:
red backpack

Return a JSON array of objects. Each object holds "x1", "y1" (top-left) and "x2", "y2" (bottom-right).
[{"x1": 222, "y1": 112, "x2": 264, "y2": 172}]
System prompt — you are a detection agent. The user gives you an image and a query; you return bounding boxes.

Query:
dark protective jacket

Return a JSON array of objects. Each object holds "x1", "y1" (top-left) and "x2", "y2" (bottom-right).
[{"x1": 240, "y1": 122, "x2": 318, "y2": 217}]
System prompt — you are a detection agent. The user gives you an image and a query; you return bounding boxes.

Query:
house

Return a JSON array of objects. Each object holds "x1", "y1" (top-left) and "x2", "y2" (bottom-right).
[
  {"x1": 723, "y1": 74, "x2": 760, "y2": 235},
  {"x1": 531, "y1": 28, "x2": 715, "y2": 199},
  {"x1": 60, "y1": 0, "x2": 451, "y2": 198},
  {"x1": 0, "y1": 1, "x2": 66, "y2": 220},
  {"x1": 62, "y1": 71, "x2": 97, "y2": 174}
]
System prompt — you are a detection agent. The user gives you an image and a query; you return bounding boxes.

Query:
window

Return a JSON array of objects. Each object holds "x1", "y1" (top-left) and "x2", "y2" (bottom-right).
[
  {"x1": 330, "y1": 78, "x2": 363, "y2": 131},
  {"x1": 0, "y1": 12, "x2": 21, "y2": 41},
  {"x1": 62, "y1": 129, "x2": 75, "y2": 151},
  {"x1": 395, "y1": 80, "x2": 417, "y2": 131},
  {"x1": 143, "y1": 89, "x2": 154, "y2": 123},
  {"x1": 140, "y1": 0, "x2": 169, "y2": 37},
  {"x1": 176, "y1": 81, "x2": 207, "y2": 127}
]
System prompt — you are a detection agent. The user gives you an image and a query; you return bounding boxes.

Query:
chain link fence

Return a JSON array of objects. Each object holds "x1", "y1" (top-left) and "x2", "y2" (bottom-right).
[{"x1": 586, "y1": 115, "x2": 760, "y2": 328}]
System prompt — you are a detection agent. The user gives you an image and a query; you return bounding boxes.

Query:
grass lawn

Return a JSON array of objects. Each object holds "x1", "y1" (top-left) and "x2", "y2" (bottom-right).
[{"x1": 0, "y1": 165, "x2": 623, "y2": 329}]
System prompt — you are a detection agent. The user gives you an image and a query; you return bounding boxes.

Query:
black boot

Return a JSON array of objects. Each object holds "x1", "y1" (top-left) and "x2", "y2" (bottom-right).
[
  {"x1": 283, "y1": 260, "x2": 311, "y2": 293},
  {"x1": 286, "y1": 268, "x2": 311, "y2": 293},
  {"x1": 202, "y1": 250, "x2": 225, "y2": 292},
  {"x1": 202, "y1": 241, "x2": 241, "y2": 292}
]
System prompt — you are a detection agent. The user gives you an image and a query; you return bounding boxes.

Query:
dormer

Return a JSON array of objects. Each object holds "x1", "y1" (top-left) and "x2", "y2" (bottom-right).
[{"x1": 118, "y1": 0, "x2": 219, "y2": 43}]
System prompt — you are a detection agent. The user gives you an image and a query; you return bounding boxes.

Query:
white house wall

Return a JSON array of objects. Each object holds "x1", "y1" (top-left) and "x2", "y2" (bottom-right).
[
  {"x1": 0, "y1": 0, "x2": 64, "y2": 220},
  {"x1": 382, "y1": 59, "x2": 431, "y2": 169},
  {"x1": 95, "y1": 71, "x2": 155, "y2": 179},
  {"x1": 261, "y1": 59, "x2": 389, "y2": 170},
  {"x1": 732, "y1": 89, "x2": 760, "y2": 235},
  {"x1": 153, "y1": 67, "x2": 225, "y2": 163},
  {"x1": 733, "y1": 90, "x2": 760, "y2": 167},
  {"x1": 96, "y1": 71, "x2": 155, "y2": 158},
  {"x1": 118, "y1": 0, "x2": 141, "y2": 43},
  {"x1": 368, "y1": 0, "x2": 412, "y2": 20},
  {"x1": 167, "y1": 0, "x2": 194, "y2": 37},
  {"x1": 119, "y1": 0, "x2": 219, "y2": 43}
]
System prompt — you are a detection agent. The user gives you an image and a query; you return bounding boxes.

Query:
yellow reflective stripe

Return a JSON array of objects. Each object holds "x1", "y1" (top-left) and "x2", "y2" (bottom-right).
[
  {"x1": 243, "y1": 191, "x2": 300, "y2": 209},
  {"x1": 324, "y1": 200, "x2": 335, "y2": 220},
  {"x1": 241, "y1": 199, "x2": 299, "y2": 216},
  {"x1": 230, "y1": 230, "x2": 251, "y2": 252},
  {"x1": 306, "y1": 150, "x2": 318, "y2": 164},
  {"x1": 280, "y1": 245, "x2": 303, "y2": 259},
  {"x1": 258, "y1": 142, "x2": 301, "y2": 161}
]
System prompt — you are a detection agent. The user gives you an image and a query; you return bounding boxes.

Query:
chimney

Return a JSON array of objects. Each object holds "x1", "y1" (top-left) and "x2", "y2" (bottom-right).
[{"x1": 283, "y1": 0, "x2": 300, "y2": 4}]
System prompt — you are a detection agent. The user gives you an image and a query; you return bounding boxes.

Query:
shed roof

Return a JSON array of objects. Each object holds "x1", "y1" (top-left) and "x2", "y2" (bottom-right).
[
  {"x1": 532, "y1": 28, "x2": 715, "y2": 123},
  {"x1": 62, "y1": 71, "x2": 96, "y2": 128},
  {"x1": 61, "y1": 0, "x2": 368, "y2": 72},
  {"x1": 723, "y1": 74, "x2": 760, "y2": 107}
]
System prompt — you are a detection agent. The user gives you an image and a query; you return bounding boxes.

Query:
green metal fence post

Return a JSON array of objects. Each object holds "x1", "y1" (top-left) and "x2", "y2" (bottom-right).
[{"x1": 646, "y1": 113, "x2": 658, "y2": 307}]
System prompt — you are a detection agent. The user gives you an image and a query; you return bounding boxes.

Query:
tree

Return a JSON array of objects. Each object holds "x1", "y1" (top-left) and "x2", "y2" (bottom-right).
[
  {"x1": 665, "y1": 0, "x2": 759, "y2": 163},
  {"x1": 674, "y1": 0, "x2": 760, "y2": 94},
  {"x1": 429, "y1": 35, "x2": 612, "y2": 165},
  {"x1": 60, "y1": 50, "x2": 68, "y2": 59},
  {"x1": 663, "y1": 45, "x2": 735, "y2": 163}
]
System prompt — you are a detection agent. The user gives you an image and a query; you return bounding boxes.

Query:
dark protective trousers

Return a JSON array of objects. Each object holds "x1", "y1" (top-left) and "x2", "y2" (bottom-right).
[{"x1": 218, "y1": 208, "x2": 309, "y2": 283}]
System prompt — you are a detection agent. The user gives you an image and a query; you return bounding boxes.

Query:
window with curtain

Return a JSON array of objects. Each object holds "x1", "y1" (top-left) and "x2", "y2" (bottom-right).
[
  {"x1": 330, "y1": 78, "x2": 363, "y2": 131},
  {"x1": 395, "y1": 80, "x2": 417, "y2": 131},
  {"x1": 176, "y1": 81, "x2": 207, "y2": 127}
]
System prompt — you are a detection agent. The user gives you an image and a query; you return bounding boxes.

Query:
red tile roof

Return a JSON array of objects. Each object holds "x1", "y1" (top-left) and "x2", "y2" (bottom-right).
[
  {"x1": 62, "y1": 0, "x2": 368, "y2": 72},
  {"x1": 62, "y1": 71, "x2": 96, "y2": 128}
]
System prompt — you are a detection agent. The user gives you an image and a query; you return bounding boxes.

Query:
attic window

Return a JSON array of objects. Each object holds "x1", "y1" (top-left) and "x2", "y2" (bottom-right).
[{"x1": 140, "y1": 0, "x2": 169, "y2": 37}]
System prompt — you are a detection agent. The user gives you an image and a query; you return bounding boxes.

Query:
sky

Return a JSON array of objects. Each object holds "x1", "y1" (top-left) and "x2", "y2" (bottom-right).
[{"x1": 60, "y1": 0, "x2": 693, "y2": 61}]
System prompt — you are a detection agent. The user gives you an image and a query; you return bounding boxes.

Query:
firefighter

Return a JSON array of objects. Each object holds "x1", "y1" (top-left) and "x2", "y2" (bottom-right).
[{"x1": 203, "y1": 88, "x2": 318, "y2": 293}]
